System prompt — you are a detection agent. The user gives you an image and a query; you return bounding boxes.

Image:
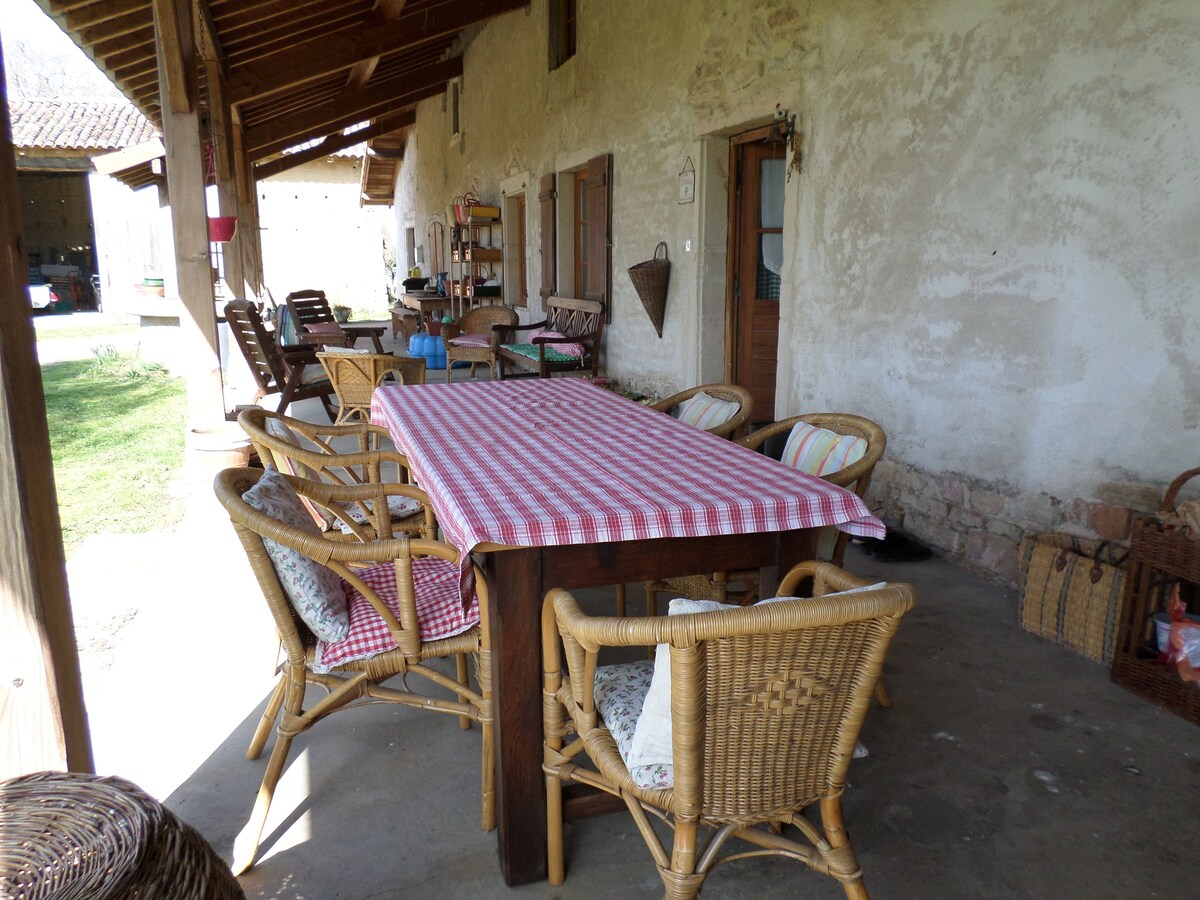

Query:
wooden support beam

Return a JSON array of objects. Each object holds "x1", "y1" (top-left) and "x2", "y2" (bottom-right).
[
  {"x1": 228, "y1": 0, "x2": 524, "y2": 105},
  {"x1": 245, "y1": 56, "x2": 459, "y2": 156},
  {"x1": 154, "y1": 0, "x2": 225, "y2": 425},
  {"x1": 0, "y1": 36, "x2": 93, "y2": 780},
  {"x1": 253, "y1": 110, "x2": 414, "y2": 181},
  {"x1": 151, "y1": 0, "x2": 191, "y2": 114}
]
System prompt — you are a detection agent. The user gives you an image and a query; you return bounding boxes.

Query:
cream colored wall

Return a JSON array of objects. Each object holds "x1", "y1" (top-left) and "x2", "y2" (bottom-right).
[
  {"x1": 394, "y1": 0, "x2": 1200, "y2": 574},
  {"x1": 260, "y1": 156, "x2": 394, "y2": 309}
]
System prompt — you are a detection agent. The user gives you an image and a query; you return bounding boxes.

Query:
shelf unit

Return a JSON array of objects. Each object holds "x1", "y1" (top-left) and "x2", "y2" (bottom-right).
[{"x1": 449, "y1": 210, "x2": 503, "y2": 315}]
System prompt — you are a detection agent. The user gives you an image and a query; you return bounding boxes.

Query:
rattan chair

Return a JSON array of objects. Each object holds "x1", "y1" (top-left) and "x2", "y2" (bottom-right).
[
  {"x1": 317, "y1": 351, "x2": 426, "y2": 424},
  {"x1": 443, "y1": 304, "x2": 519, "y2": 383},
  {"x1": 237, "y1": 407, "x2": 432, "y2": 541},
  {"x1": 644, "y1": 413, "x2": 887, "y2": 611},
  {"x1": 225, "y1": 299, "x2": 338, "y2": 420},
  {"x1": 650, "y1": 382, "x2": 755, "y2": 439},
  {"x1": 543, "y1": 561, "x2": 915, "y2": 899},
  {"x1": 215, "y1": 467, "x2": 493, "y2": 874},
  {"x1": 0, "y1": 771, "x2": 244, "y2": 899}
]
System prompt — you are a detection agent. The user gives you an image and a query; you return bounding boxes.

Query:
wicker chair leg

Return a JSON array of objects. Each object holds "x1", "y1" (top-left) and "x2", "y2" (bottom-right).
[
  {"x1": 661, "y1": 821, "x2": 704, "y2": 900},
  {"x1": 873, "y1": 680, "x2": 892, "y2": 708},
  {"x1": 456, "y1": 654, "x2": 472, "y2": 731},
  {"x1": 246, "y1": 675, "x2": 287, "y2": 760},
  {"x1": 820, "y1": 797, "x2": 868, "y2": 899},
  {"x1": 481, "y1": 719, "x2": 495, "y2": 832},
  {"x1": 233, "y1": 679, "x2": 304, "y2": 874},
  {"x1": 545, "y1": 766, "x2": 565, "y2": 885}
]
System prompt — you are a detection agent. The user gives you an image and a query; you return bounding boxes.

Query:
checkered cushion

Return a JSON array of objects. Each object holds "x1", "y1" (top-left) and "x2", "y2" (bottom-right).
[
  {"x1": 312, "y1": 558, "x2": 479, "y2": 672},
  {"x1": 529, "y1": 329, "x2": 585, "y2": 358}
]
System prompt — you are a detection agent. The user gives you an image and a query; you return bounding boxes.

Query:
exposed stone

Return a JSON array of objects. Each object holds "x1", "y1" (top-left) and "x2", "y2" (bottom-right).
[
  {"x1": 971, "y1": 487, "x2": 1008, "y2": 517},
  {"x1": 1085, "y1": 501, "x2": 1132, "y2": 541},
  {"x1": 768, "y1": 7, "x2": 801, "y2": 28},
  {"x1": 938, "y1": 475, "x2": 967, "y2": 506},
  {"x1": 1095, "y1": 481, "x2": 1164, "y2": 514}
]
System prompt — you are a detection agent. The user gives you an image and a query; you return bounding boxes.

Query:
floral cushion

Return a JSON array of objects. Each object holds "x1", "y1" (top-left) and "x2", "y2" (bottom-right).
[
  {"x1": 448, "y1": 332, "x2": 492, "y2": 348},
  {"x1": 628, "y1": 587, "x2": 886, "y2": 776},
  {"x1": 242, "y1": 467, "x2": 350, "y2": 642},
  {"x1": 529, "y1": 329, "x2": 585, "y2": 358},
  {"x1": 594, "y1": 660, "x2": 674, "y2": 790},
  {"x1": 263, "y1": 417, "x2": 322, "y2": 481},
  {"x1": 672, "y1": 391, "x2": 742, "y2": 432},
  {"x1": 313, "y1": 558, "x2": 479, "y2": 672},
  {"x1": 334, "y1": 494, "x2": 424, "y2": 534},
  {"x1": 781, "y1": 422, "x2": 868, "y2": 478}
]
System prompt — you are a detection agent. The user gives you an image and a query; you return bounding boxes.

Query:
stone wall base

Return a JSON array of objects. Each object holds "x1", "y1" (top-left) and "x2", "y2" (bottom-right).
[{"x1": 868, "y1": 459, "x2": 1163, "y2": 587}]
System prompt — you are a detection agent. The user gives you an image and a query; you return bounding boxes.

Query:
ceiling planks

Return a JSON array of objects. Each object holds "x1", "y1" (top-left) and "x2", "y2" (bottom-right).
[{"x1": 37, "y1": 0, "x2": 529, "y2": 168}]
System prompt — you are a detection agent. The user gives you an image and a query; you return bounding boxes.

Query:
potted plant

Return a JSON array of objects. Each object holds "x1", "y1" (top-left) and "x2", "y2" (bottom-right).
[{"x1": 332, "y1": 304, "x2": 352, "y2": 323}]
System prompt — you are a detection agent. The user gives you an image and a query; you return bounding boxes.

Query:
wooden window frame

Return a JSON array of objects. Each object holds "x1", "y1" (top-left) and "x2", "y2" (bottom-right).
[{"x1": 549, "y1": 0, "x2": 577, "y2": 70}]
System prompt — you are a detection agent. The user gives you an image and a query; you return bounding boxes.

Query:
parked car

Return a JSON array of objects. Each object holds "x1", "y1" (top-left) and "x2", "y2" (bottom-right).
[{"x1": 28, "y1": 283, "x2": 58, "y2": 312}]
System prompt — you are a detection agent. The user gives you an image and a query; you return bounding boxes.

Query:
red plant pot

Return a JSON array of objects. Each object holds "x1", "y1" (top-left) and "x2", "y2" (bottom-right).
[{"x1": 208, "y1": 216, "x2": 237, "y2": 242}]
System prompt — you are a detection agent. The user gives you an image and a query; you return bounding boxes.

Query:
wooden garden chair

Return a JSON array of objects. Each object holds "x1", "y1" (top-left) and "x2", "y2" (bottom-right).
[
  {"x1": 237, "y1": 407, "x2": 432, "y2": 541},
  {"x1": 443, "y1": 303, "x2": 519, "y2": 383},
  {"x1": 285, "y1": 288, "x2": 386, "y2": 352},
  {"x1": 215, "y1": 467, "x2": 493, "y2": 874},
  {"x1": 224, "y1": 299, "x2": 338, "y2": 420},
  {"x1": 317, "y1": 350, "x2": 426, "y2": 424},
  {"x1": 543, "y1": 561, "x2": 915, "y2": 899}
]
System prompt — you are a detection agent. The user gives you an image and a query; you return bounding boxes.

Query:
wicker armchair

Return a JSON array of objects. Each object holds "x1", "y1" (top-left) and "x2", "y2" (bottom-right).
[
  {"x1": 544, "y1": 561, "x2": 914, "y2": 899},
  {"x1": 224, "y1": 299, "x2": 337, "y2": 420},
  {"x1": 0, "y1": 771, "x2": 244, "y2": 899},
  {"x1": 650, "y1": 382, "x2": 754, "y2": 439},
  {"x1": 443, "y1": 304, "x2": 519, "y2": 383},
  {"x1": 237, "y1": 407, "x2": 432, "y2": 541},
  {"x1": 215, "y1": 467, "x2": 493, "y2": 874},
  {"x1": 317, "y1": 351, "x2": 426, "y2": 424},
  {"x1": 645, "y1": 413, "x2": 887, "y2": 611}
]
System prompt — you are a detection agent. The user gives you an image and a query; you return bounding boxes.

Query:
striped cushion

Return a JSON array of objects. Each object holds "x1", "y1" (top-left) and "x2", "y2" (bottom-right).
[
  {"x1": 504, "y1": 343, "x2": 582, "y2": 364},
  {"x1": 448, "y1": 332, "x2": 492, "y2": 348},
  {"x1": 672, "y1": 391, "x2": 741, "y2": 432},
  {"x1": 781, "y1": 422, "x2": 867, "y2": 477}
]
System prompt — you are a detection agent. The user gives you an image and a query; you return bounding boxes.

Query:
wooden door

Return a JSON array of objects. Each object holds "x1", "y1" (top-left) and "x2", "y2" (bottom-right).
[{"x1": 728, "y1": 136, "x2": 786, "y2": 419}]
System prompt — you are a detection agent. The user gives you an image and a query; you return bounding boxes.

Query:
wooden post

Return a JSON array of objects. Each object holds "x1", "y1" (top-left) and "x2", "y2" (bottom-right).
[
  {"x1": 0, "y1": 39, "x2": 93, "y2": 779},
  {"x1": 154, "y1": 0, "x2": 224, "y2": 425}
]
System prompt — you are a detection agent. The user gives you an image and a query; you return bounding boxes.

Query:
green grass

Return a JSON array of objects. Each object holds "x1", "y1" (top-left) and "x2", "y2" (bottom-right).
[
  {"x1": 34, "y1": 321, "x2": 138, "y2": 342},
  {"x1": 41, "y1": 351, "x2": 187, "y2": 555}
]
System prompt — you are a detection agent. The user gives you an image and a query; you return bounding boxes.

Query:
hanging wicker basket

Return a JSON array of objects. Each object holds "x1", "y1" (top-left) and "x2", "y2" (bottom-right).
[{"x1": 628, "y1": 241, "x2": 670, "y2": 338}]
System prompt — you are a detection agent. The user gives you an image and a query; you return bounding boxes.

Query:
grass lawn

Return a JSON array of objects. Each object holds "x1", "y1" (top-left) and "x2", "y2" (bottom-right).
[{"x1": 41, "y1": 355, "x2": 187, "y2": 556}]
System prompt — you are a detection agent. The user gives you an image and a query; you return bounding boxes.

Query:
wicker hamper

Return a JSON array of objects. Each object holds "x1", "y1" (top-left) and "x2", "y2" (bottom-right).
[
  {"x1": 1111, "y1": 468, "x2": 1200, "y2": 725},
  {"x1": 1018, "y1": 533, "x2": 1129, "y2": 665}
]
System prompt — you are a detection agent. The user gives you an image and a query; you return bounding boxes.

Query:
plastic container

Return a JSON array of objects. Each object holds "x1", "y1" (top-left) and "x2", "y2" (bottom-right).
[
  {"x1": 1154, "y1": 611, "x2": 1200, "y2": 652},
  {"x1": 427, "y1": 335, "x2": 446, "y2": 370}
]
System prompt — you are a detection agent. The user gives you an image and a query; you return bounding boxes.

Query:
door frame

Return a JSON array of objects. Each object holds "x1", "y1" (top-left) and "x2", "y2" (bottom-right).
[{"x1": 724, "y1": 123, "x2": 784, "y2": 402}]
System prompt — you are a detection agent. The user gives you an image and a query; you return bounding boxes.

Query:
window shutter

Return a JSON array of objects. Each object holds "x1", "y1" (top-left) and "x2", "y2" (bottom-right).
[
  {"x1": 539, "y1": 172, "x2": 556, "y2": 300},
  {"x1": 584, "y1": 153, "x2": 611, "y2": 319}
]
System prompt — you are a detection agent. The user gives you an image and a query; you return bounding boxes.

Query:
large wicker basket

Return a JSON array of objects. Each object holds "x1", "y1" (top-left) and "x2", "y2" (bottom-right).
[{"x1": 1111, "y1": 468, "x2": 1200, "y2": 724}]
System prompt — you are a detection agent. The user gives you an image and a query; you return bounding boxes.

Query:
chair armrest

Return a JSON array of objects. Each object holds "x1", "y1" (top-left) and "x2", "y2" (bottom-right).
[{"x1": 503, "y1": 319, "x2": 548, "y2": 338}]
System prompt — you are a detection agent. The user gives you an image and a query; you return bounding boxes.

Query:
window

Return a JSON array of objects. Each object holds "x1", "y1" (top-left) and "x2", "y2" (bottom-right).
[{"x1": 549, "y1": 0, "x2": 577, "y2": 70}]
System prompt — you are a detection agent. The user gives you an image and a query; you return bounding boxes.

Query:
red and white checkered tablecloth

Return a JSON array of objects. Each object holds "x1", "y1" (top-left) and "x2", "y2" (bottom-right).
[{"x1": 370, "y1": 378, "x2": 885, "y2": 556}]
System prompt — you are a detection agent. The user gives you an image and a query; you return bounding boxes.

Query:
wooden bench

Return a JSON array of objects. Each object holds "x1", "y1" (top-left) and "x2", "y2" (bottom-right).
[{"x1": 497, "y1": 295, "x2": 603, "y2": 379}]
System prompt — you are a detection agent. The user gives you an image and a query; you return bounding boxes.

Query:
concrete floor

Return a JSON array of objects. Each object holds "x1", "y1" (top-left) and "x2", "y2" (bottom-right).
[{"x1": 69, "y1": 321, "x2": 1200, "y2": 899}]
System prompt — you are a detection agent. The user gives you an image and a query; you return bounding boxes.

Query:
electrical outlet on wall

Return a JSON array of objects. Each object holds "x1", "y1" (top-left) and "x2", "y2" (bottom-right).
[{"x1": 685, "y1": 239, "x2": 692, "y2": 252}]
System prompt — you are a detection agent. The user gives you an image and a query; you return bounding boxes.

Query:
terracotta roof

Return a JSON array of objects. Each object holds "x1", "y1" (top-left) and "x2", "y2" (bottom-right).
[{"x1": 8, "y1": 99, "x2": 159, "y2": 152}]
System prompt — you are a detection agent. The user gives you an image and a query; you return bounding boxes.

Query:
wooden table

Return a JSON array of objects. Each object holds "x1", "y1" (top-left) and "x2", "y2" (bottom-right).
[
  {"x1": 401, "y1": 290, "x2": 452, "y2": 320},
  {"x1": 371, "y1": 379, "x2": 884, "y2": 885}
]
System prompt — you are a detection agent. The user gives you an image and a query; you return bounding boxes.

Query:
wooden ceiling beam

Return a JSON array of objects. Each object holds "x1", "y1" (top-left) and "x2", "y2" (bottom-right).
[
  {"x1": 343, "y1": 0, "x2": 408, "y2": 93},
  {"x1": 92, "y1": 27, "x2": 155, "y2": 61},
  {"x1": 52, "y1": 0, "x2": 151, "y2": 31},
  {"x1": 229, "y1": 0, "x2": 524, "y2": 105},
  {"x1": 245, "y1": 59, "x2": 455, "y2": 158},
  {"x1": 214, "y1": 0, "x2": 361, "y2": 36},
  {"x1": 152, "y1": 0, "x2": 191, "y2": 115},
  {"x1": 79, "y1": 8, "x2": 153, "y2": 45},
  {"x1": 253, "y1": 110, "x2": 413, "y2": 180},
  {"x1": 223, "y1": 9, "x2": 369, "y2": 67}
]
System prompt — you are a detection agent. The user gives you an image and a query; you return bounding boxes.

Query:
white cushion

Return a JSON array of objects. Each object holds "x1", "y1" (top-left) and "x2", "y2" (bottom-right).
[
  {"x1": 242, "y1": 468, "x2": 349, "y2": 641},
  {"x1": 335, "y1": 494, "x2": 424, "y2": 534},
  {"x1": 321, "y1": 345, "x2": 372, "y2": 355},
  {"x1": 263, "y1": 417, "x2": 322, "y2": 481},
  {"x1": 626, "y1": 584, "x2": 887, "y2": 775},
  {"x1": 671, "y1": 391, "x2": 742, "y2": 432}
]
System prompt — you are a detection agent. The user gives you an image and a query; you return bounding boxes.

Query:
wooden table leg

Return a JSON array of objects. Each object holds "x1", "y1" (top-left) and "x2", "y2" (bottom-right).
[{"x1": 484, "y1": 547, "x2": 547, "y2": 886}]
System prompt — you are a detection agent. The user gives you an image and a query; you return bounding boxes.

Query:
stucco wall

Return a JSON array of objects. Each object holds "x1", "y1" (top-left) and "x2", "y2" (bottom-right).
[
  {"x1": 260, "y1": 157, "x2": 394, "y2": 310},
  {"x1": 394, "y1": 0, "x2": 1200, "y2": 582}
]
